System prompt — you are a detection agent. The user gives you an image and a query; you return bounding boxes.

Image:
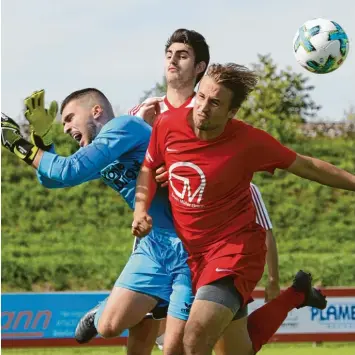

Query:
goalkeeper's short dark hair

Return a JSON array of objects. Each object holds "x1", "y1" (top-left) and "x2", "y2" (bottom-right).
[{"x1": 60, "y1": 88, "x2": 114, "y2": 116}]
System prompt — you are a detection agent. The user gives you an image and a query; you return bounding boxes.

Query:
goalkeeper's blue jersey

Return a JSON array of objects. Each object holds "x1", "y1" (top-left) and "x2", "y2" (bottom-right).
[{"x1": 37, "y1": 115, "x2": 173, "y2": 230}]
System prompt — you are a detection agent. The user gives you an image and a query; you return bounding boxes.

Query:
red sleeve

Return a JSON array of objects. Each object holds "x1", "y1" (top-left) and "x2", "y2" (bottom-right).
[
  {"x1": 248, "y1": 127, "x2": 297, "y2": 174},
  {"x1": 143, "y1": 116, "x2": 165, "y2": 170}
]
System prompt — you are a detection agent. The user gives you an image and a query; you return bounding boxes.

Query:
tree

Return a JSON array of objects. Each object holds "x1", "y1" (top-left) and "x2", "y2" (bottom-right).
[
  {"x1": 344, "y1": 105, "x2": 355, "y2": 121},
  {"x1": 239, "y1": 54, "x2": 321, "y2": 143}
]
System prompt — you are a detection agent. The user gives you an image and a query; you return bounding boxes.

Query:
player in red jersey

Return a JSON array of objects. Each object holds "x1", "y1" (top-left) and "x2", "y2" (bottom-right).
[{"x1": 132, "y1": 63, "x2": 355, "y2": 354}]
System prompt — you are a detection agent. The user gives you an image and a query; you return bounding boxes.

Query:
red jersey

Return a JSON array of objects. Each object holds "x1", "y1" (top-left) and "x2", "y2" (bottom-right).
[{"x1": 144, "y1": 108, "x2": 296, "y2": 254}]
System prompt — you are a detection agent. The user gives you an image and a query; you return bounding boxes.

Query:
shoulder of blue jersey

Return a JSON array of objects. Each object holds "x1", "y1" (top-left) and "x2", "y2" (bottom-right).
[{"x1": 100, "y1": 115, "x2": 152, "y2": 135}]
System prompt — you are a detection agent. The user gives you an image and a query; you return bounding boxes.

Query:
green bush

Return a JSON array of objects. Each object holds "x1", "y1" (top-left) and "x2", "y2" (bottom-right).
[{"x1": 1, "y1": 128, "x2": 354, "y2": 291}]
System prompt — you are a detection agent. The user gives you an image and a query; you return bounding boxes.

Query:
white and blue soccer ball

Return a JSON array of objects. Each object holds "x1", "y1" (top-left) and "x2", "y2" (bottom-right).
[{"x1": 293, "y1": 18, "x2": 349, "y2": 74}]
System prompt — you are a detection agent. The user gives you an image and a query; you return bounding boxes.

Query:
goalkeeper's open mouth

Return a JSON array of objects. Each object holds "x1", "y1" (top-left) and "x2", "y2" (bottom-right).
[{"x1": 72, "y1": 132, "x2": 83, "y2": 145}]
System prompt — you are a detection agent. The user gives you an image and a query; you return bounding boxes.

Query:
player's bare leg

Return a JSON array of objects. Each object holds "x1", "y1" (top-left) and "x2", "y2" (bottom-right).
[
  {"x1": 214, "y1": 316, "x2": 254, "y2": 355},
  {"x1": 97, "y1": 287, "x2": 157, "y2": 338},
  {"x1": 162, "y1": 315, "x2": 186, "y2": 355},
  {"x1": 183, "y1": 300, "x2": 233, "y2": 355},
  {"x1": 155, "y1": 318, "x2": 167, "y2": 350},
  {"x1": 158, "y1": 317, "x2": 167, "y2": 337},
  {"x1": 127, "y1": 318, "x2": 160, "y2": 355}
]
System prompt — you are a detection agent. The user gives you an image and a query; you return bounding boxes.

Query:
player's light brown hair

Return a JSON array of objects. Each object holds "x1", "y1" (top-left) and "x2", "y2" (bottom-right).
[{"x1": 205, "y1": 63, "x2": 258, "y2": 110}]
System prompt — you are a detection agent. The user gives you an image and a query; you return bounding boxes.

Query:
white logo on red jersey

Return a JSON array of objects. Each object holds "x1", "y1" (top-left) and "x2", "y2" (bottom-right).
[
  {"x1": 145, "y1": 150, "x2": 153, "y2": 163},
  {"x1": 166, "y1": 147, "x2": 178, "y2": 152},
  {"x1": 169, "y1": 162, "x2": 206, "y2": 205},
  {"x1": 215, "y1": 268, "x2": 235, "y2": 273}
]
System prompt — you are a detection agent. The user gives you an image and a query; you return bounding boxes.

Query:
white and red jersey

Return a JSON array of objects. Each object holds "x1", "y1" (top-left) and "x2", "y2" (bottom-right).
[
  {"x1": 144, "y1": 109, "x2": 295, "y2": 255},
  {"x1": 128, "y1": 95, "x2": 195, "y2": 118},
  {"x1": 250, "y1": 183, "x2": 272, "y2": 231}
]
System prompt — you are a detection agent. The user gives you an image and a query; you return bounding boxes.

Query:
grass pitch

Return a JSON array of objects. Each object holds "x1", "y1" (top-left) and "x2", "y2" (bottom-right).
[{"x1": 2, "y1": 343, "x2": 355, "y2": 355}]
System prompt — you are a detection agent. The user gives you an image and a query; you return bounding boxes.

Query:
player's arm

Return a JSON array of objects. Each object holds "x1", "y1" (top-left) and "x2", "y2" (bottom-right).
[
  {"x1": 32, "y1": 143, "x2": 75, "y2": 188},
  {"x1": 2, "y1": 114, "x2": 146, "y2": 187},
  {"x1": 29, "y1": 144, "x2": 102, "y2": 186},
  {"x1": 33, "y1": 141, "x2": 68, "y2": 188},
  {"x1": 33, "y1": 118, "x2": 148, "y2": 186},
  {"x1": 132, "y1": 118, "x2": 165, "y2": 237},
  {"x1": 250, "y1": 184, "x2": 280, "y2": 301},
  {"x1": 132, "y1": 165, "x2": 156, "y2": 237},
  {"x1": 249, "y1": 127, "x2": 355, "y2": 192},
  {"x1": 1, "y1": 133, "x2": 101, "y2": 187},
  {"x1": 286, "y1": 154, "x2": 355, "y2": 191}
]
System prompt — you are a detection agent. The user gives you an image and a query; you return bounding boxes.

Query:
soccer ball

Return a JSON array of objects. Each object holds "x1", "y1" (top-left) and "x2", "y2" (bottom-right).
[{"x1": 293, "y1": 18, "x2": 349, "y2": 74}]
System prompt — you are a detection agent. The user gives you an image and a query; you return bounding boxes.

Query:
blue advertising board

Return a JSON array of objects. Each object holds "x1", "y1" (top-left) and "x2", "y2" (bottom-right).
[
  {"x1": 1, "y1": 292, "x2": 128, "y2": 341},
  {"x1": 3, "y1": 290, "x2": 355, "y2": 347}
]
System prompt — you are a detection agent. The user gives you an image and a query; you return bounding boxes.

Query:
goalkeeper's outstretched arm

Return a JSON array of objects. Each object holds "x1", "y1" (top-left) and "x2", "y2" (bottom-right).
[
  {"x1": 1, "y1": 113, "x2": 101, "y2": 187},
  {"x1": 2, "y1": 113, "x2": 150, "y2": 189},
  {"x1": 34, "y1": 146, "x2": 69, "y2": 188}
]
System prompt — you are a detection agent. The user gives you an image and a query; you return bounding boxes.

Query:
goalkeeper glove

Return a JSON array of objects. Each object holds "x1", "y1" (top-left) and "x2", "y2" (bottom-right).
[
  {"x1": 24, "y1": 89, "x2": 58, "y2": 150},
  {"x1": 1, "y1": 113, "x2": 39, "y2": 165}
]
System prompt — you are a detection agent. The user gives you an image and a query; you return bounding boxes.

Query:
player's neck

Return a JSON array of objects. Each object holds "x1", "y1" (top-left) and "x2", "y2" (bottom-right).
[
  {"x1": 166, "y1": 86, "x2": 194, "y2": 108},
  {"x1": 95, "y1": 115, "x2": 113, "y2": 132},
  {"x1": 194, "y1": 127, "x2": 225, "y2": 140}
]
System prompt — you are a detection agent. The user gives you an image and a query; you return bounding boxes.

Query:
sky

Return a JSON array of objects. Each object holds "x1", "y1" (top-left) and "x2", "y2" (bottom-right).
[{"x1": 1, "y1": 0, "x2": 354, "y2": 121}]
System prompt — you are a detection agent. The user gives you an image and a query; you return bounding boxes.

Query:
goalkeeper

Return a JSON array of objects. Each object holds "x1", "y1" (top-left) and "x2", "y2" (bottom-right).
[{"x1": 1, "y1": 88, "x2": 192, "y2": 355}]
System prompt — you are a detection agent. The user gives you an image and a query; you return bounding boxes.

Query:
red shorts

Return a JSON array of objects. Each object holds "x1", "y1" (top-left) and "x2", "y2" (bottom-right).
[{"x1": 187, "y1": 224, "x2": 267, "y2": 307}]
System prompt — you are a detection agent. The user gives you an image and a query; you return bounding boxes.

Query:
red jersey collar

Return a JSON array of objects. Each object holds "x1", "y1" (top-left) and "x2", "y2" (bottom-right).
[{"x1": 164, "y1": 93, "x2": 195, "y2": 111}]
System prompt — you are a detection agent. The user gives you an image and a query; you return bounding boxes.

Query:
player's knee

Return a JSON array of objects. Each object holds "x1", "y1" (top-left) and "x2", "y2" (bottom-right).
[
  {"x1": 183, "y1": 324, "x2": 198, "y2": 351},
  {"x1": 183, "y1": 321, "x2": 212, "y2": 353},
  {"x1": 163, "y1": 341, "x2": 184, "y2": 355},
  {"x1": 97, "y1": 318, "x2": 123, "y2": 338}
]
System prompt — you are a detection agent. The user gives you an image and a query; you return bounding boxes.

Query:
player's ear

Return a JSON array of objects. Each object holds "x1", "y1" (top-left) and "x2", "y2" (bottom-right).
[
  {"x1": 196, "y1": 61, "x2": 207, "y2": 76},
  {"x1": 227, "y1": 109, "x2": 238, "y2": 120},
  {"x1": 92, "y1": 105, "x2": 103, "y2": 120}
]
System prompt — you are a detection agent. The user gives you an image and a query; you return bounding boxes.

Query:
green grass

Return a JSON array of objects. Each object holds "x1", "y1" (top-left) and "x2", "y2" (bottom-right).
[{"x1": 2, "y1": 343, "x2": 355, "y2": 355}]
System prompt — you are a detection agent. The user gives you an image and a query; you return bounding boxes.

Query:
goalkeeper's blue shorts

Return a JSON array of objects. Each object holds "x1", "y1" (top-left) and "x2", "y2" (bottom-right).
[{"x1": 114, "y1": 227, "x2": 193, "y2": 321}]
